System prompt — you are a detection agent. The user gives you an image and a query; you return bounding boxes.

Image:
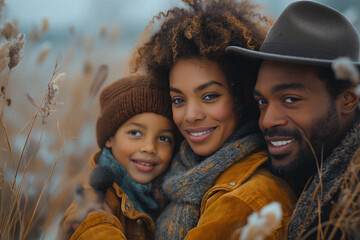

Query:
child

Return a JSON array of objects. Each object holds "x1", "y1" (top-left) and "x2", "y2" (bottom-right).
[{"x1": 58, "y1": 75, "x2": 176, "y2": 240}]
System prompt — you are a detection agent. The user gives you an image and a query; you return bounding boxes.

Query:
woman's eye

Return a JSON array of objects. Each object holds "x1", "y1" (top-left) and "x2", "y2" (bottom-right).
[
  {"x1": 159, "y1": 136, "x2": 172, "y2": 143},
  {"x1": 284, "y1": 97, "x2": 299, "y2": 103},
  {"x1": 129, "y1": 130, "x2": 142, "y2": 137},
  {"x1": 203, "y1": 94, "x2": 220, "y2": 101},
  {"x1": 172, "y1": 97, "x2": 185, "y2": 105},
  {"x1": 257, "y1": 99, "x2": 267, "y2": 105}
]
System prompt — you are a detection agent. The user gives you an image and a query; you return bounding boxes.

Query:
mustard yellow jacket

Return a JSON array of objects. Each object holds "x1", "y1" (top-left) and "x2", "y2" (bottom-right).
[
  {"x1": 61, "y1": 151, "x2": 155, "y2": 240},
  {"x1": 184, "y1": 151, "x2": 297, "y2": 239}
]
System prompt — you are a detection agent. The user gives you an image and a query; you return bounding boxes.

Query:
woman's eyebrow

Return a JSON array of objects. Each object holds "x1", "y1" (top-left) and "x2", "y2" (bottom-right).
[
  {"x1": 170, "y1": 80, "x2": 223, "y2": 94},
  {"x1": 194, "y1": 81, "x2": 223, "y2": 92}
]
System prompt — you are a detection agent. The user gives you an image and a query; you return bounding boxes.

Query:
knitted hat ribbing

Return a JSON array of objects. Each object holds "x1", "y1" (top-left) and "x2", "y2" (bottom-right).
[{"x1": 96, "y1": 75, "x2": 172, "y2": 148}]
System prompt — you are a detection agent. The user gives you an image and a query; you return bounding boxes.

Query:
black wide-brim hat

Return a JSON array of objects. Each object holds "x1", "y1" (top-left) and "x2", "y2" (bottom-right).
[{"x1": 226, "y1": 1, "x2": 360, "y2": 68}]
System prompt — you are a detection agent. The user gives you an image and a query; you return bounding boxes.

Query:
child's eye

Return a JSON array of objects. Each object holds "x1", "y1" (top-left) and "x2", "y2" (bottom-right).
[
  {"x1": 158, "y1": 136, "x2": 172, "y2": 143},
  {"x1": 172, "y1": 97, "x2": 185, "y2": 105},
  {"x1": 128, "y1": 130, "x2": 142, "y2": 137},
  {"x1": 203, "y1": 93, "x2": 220, "y2": 101}
]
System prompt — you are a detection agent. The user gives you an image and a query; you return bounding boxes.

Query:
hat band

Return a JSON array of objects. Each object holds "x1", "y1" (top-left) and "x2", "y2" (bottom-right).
[{"x1": 260, "y1": 42, "x2": 347, "y2": 61}]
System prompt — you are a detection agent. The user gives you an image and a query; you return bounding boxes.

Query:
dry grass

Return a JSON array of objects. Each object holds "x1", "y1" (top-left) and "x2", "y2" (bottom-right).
[
  {"x1": 324, "y1": 150, "x2": 360, "y2": 239},
  {"x1": 0, "y1": 4, "x2": 129, "y2": 239}
]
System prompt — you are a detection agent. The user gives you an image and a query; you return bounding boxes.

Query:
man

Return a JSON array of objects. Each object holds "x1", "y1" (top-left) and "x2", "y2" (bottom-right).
[{"x1": 227, "y1": 1, "x2": 360, "y2": 239}]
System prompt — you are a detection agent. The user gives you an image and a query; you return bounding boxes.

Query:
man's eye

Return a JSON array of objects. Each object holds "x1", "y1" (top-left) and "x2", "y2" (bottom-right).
[
  {"x1": 129, "y1": 130, "x2": 141, "y2": 136},
  {"x1": 284, "y1": 97, "x2": 299, "y2": 103}
]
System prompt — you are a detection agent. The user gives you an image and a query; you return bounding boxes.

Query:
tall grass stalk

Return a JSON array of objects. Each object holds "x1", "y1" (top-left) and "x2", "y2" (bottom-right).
[
  {"x1": 0, "y1": 58, "x2": 63, "y2": 239},
  {"x1": 1, "y1": 68, "x2": 12, "y2": 117},
  {"x1": 23, "y1": 142, "x2": 64, "y2": 239}
]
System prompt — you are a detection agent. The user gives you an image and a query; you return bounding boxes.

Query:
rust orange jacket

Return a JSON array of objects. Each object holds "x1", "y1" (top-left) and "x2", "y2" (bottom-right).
[{"x1": 184, "y1": 151, "x2": 297, "y2": 240}]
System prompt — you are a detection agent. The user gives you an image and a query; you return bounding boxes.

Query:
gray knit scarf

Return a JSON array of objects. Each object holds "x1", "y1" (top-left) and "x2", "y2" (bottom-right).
[
  {"x1": 288, "y1": 117, "x2": 360, "y2": 239},
  {"x1": 155, "y1": 124, "x2": 263, "y2": 240}
]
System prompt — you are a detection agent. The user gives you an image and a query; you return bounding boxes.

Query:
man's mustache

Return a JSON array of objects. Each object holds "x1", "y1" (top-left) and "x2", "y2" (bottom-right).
[{"x1": 263, "y1": 128, "x2": 302, "y2": 139}]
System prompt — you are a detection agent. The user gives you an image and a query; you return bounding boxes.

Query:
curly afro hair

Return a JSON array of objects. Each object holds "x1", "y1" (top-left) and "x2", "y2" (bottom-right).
[{"x1": 131, "y1": 0, "x2": 272, "y2": 124}]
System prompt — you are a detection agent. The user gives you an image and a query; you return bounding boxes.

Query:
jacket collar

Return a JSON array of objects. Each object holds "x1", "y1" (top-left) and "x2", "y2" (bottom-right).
[{"x1": 200, "y1": 150, "x2": 267, "y2": 212}]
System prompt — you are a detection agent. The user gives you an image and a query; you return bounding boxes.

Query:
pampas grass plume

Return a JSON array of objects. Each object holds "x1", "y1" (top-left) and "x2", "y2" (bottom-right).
[
  {"x1": 1, "y1": 22, "x2": 15, "y2": 40},
  {"x1": 89, "y1": 64, "x2": 108, "y2": 97},
  {"x1": 8, "y1": 33, "x2": 25, "y2": 69},
  {"x1": 109, "y1": 27, "x2": 119, "y2": 42},
  {"x1": 37, "y1": 44, "x2": 51, "y2": 63},
  {"x1": 0, "y1": 41, "x2": 10, "y2": 72},
  {"x1": 100, "y1": 25, "x2": 106, "y2": 37},
  {"x1": 86, "y1": 35, "x2": 93, "y2": 52},
  {"x1": 240, "y1": 202, "x2": 282, "y2": 240},
  {"x1": 332, "y1": 57, "x2": 360, "y2": 84},
  {"x1": 41, "y1": 18, "x2": 50, "y2": 34},
  {"x1": 65, "y1": 46, "x2": 74, "y2": 64},
  {"x1": 53, "y1": 72, "x2": 66, "y2": 87}
]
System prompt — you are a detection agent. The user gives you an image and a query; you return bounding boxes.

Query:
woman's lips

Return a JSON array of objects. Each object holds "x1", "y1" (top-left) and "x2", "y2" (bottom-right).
[
  {"x1": 185, "y1": 127, "x2": 216, "y2": 143},
  {"x1": 131, "y1": 159, "x2": 157, "y2": 172},
  {"x1": 266, "y1": 138, "x2": 296, "y2": 156}
]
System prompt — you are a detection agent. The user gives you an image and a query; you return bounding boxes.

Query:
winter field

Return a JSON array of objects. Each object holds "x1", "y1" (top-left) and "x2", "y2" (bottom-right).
[{"x1": 0, "y1": 0, "x2": 359, "y2": 239}]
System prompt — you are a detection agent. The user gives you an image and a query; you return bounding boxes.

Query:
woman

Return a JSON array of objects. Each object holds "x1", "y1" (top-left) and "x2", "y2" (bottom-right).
[{"x1": 132, "y1": 0, "x2": 297, "y2": 239}]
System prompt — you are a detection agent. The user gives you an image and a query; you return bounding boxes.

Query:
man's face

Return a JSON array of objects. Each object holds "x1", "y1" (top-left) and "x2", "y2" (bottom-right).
[{"x1": 253, "y1": 60, "x2": 343, "y2": 178}]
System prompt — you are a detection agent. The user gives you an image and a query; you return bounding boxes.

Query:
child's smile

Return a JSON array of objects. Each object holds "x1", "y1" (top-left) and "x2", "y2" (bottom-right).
[{"x1": 106, "y1": 112, "x2": 175, "y2": 184}]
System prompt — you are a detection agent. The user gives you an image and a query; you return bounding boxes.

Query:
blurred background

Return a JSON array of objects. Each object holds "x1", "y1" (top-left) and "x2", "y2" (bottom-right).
[{"x1": 0, "y1": 0, "x2": 359, "y2": 239}]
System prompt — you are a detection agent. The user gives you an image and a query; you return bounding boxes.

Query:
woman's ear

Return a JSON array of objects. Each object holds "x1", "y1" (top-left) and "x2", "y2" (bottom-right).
[{"x1": 341, "y1": 87, "x2": 359, "y2": 115}]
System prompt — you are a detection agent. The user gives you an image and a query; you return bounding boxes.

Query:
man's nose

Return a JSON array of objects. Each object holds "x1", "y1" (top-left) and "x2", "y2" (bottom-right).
[{"x1": 260, "y1": 103, "x2": 288, "y2": 130}]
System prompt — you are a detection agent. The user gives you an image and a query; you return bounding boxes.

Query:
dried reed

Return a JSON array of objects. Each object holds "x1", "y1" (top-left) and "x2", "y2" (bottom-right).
[
  {"x1": 100, "y1": 25, "x2": 106, "y2": 38},
  {"x1": 41, "y1": 19, "x2": 49, "y2": 34},
  {"x1": 0, "y1": 41, "x2": 10, "y2": 72},
  {"x1": 37, "y1": 44, "x2": 50, "y2": 64},
  {"x1": 109, "y1": 27, "x2": 119, "y2": 42},
  {"x1": 0, "y1": 57, "x2": 64, "y2": 239},
  {"x1": 0, "y1": 22, "x2": 15, "y2": 40}
]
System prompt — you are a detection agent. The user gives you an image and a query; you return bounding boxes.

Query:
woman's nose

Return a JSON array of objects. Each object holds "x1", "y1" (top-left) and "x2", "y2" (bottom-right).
[{"x1": 184, "y1": 102, "x2": 206, "y2": 123}]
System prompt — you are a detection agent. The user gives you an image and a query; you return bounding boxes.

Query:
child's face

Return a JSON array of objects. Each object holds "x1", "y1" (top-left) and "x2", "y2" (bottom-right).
[{"x1": 105, "y1": 112, "x2": 175, "y2": 184}]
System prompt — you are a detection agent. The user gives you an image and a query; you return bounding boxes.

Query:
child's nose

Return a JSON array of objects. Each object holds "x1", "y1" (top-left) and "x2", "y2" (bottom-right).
[{"x1": 140, "y1": 139, "x2": 157, "y2": 155}]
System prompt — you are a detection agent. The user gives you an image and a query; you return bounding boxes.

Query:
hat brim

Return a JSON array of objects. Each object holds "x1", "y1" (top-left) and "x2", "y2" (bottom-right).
[{"x1": 226, "y1": 46, "x2": 360, "y2": 68}]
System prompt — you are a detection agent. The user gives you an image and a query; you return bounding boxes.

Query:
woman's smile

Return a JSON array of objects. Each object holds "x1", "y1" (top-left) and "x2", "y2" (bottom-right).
[{"x1": 185, "y1": 127, "x2": 217, "y2": 143}]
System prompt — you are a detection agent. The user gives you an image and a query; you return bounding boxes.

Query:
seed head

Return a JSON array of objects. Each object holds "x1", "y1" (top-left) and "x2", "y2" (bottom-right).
[
  {"x1": 41, "y1": 18, "x2": 49, "y2": 34},
  {"x1": 0, "y1": 41, "x2": 10, "y2": 72},
  {"x1": 0, "y1": 22, "x2": 15, "y2": 40},
  {"x1": 37, "y1": 44, "x2": 51, "y2": 63},
  {"x1": 332, "y1": 57, "x2": 360, "y2": 84},
  {"x1": 53, "y1": 72, "x2": 66, "y2": 87},
  {"x1": 100, "y1": 26, "x2": 106, "y2": 37},
  {"x1": 8, "y1": 33, "x2": 26, "y2": 69}
]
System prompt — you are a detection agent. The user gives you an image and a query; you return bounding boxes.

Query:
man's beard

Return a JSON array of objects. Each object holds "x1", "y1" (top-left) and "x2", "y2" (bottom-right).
[{"x1": 265, "y1": 104, "x2": 340, "y2": 183}]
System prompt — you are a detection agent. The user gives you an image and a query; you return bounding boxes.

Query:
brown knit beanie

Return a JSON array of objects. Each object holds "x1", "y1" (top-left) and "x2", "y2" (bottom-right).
[{"x1": 96, "y1": 75, "x2": 173, "y2": 148}]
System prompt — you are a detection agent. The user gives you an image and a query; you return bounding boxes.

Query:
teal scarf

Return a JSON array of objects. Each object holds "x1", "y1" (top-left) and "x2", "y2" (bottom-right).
[{"x1": 98, "y1": 147, "x2": 161, "y2": 222}]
